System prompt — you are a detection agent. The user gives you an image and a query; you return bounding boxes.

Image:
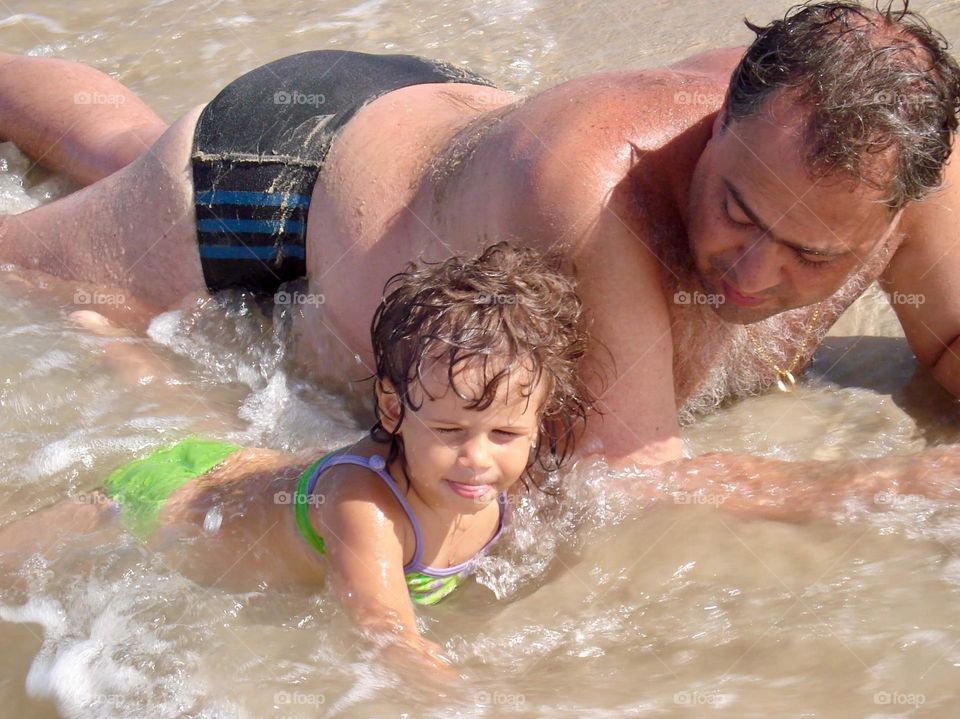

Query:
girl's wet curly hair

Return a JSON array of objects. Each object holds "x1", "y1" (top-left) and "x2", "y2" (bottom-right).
[{"x1": 369, "y1": 242, "x2": 595, "y2": 490}]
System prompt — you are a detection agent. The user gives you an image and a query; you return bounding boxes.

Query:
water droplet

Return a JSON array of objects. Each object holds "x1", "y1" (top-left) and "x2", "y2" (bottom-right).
[{"x1": 203, "y1": 504, "x2": 223, "y2": 534}]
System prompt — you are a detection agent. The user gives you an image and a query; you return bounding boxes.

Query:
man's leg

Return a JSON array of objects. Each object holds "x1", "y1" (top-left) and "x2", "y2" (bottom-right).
[
  {"x1": 0, "y1": 52, "x2": 168, "y2": 185},
  {"x1": 0, "y1": 105, "x2": 208, "y2": 312}
]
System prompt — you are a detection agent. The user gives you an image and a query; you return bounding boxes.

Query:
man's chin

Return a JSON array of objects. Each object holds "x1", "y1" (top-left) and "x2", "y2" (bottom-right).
[{"x1": 709, "y1": 300, "x2": 780, "y2": 325}]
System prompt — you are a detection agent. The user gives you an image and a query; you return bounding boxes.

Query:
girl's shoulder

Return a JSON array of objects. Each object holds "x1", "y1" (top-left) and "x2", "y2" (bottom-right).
[
  {"x1": 312, "y1": 439, "x2": 409, "y2": 519},
  {"x1": 309, "y1": 439, "x2": 417, "y2": 561}
]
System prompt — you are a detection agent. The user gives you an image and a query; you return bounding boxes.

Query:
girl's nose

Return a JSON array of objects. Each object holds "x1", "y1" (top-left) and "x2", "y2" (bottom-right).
[{"x1": 458, "y1": 434, "x2": 493, "y2": 470}]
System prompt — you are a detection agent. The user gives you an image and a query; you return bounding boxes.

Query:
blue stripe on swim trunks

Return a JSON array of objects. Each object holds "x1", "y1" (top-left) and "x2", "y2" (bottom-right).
[
  {"x1": 195, "y1": 190, "x2": 310, "y2": 263},
  {"x1": 196, "y1": 219, "x2": 305, "y2": 236},
  {"x1": 194, "y1": 190, "x2": 311, "y2": 208},
  {"x1": 198, "y1": 243, "x2": 306, "y2": 260}
]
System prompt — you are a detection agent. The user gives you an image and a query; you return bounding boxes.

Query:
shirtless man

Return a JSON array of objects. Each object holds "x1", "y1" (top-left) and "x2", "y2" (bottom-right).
[{"x1": 2, "y1": 2, "x2": 960, "y2": 503}]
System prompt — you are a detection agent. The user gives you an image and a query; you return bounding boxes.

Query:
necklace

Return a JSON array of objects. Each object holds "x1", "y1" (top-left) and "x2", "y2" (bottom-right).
[{"x1": 743, "y1": 303, "x2": 822, "y2": 393}]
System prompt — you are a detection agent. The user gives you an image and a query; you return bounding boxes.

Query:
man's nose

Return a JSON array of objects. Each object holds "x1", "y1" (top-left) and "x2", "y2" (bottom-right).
[{"x1": 728, "y1": 237, "x2": 783, "y2": 294}]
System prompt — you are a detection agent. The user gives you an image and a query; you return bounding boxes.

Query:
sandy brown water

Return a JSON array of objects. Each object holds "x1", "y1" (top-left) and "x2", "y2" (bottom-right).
[{"x1": 3, "y1": 1, "x2": 960, "y2": 717}]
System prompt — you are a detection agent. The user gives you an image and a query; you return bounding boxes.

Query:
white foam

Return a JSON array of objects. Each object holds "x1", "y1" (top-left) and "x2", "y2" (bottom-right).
[
  {"x1": 145, "y1": 310, "x2": 185, "y2": 347},
  {"x1": 0, "y1": 596, "x2": 66, "y2": 636},
  {"x1": 25, "y1": 433, "x2": 95, "y2": 483}
]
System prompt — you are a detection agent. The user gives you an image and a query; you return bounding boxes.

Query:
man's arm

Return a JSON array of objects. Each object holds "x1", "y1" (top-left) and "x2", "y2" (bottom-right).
[
  {"x1": 642, "y1": 446, "x2": 960, "y2": 521},
  {"x1": 564, "y1": 203, "x2": 960, "y2": 514},
  {"x1": 570, "y1": 213, "x2": 684, "y2": 465},
  {"x1": 883, "y1": 156, "x2": 960, "y2": 395},
  {"x1": 570, "y1": 212, "x2": 960, "y2": 514}
]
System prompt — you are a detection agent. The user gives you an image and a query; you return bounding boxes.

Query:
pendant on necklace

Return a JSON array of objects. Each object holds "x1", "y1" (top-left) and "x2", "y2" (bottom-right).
[{"x1": 775, "y1": 369, "x2": 796, "y2": 393}]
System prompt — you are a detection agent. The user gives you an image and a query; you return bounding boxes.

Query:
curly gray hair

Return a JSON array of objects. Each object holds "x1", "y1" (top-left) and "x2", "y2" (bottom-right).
[{"x1": 726, "y1": 1, "x2": 960, "y2": 208}]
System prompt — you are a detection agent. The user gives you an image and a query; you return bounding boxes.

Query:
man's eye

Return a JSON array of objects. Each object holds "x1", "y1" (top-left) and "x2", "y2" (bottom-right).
[
  {"x1": 723, "y1": 200, "x2": 752, "y2": 227},
  {"x1": 795, "y1": 250, "x2": 832, "y2": 269}
]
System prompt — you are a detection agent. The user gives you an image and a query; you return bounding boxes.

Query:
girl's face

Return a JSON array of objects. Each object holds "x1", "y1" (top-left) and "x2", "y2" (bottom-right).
[{"x1": 378, "y1": 362, "x2": 546, "y2": 513}]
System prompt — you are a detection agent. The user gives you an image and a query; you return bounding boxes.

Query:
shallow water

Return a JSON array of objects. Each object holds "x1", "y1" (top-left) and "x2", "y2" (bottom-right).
[{"x1": 3, "y1": 0, "x2": 960, "y2": 717}]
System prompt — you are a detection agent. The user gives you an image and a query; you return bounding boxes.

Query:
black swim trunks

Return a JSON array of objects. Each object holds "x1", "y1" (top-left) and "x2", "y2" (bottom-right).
[{"x1": 191, "y1": 51, "x2": 495, "y2": 295}]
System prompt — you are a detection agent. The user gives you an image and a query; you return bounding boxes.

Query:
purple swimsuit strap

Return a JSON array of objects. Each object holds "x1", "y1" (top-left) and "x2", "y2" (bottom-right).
[{"x1": 309, "y1": 452, "x2": 507, "y2": 576}]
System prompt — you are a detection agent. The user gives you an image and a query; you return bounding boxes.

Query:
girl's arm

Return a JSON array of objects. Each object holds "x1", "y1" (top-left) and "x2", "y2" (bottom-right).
[{"x1": 316, "y1": 468, "x2": 454, "y2": 675}]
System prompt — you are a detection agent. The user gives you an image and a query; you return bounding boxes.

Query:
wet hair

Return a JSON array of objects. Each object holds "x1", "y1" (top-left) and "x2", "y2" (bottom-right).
[
  {"x1": 725, "y1": 1, "x2": 960, "y2": 208},
  {"x1": 369, "y1": 242, "x2": 594, "y2": 490}
]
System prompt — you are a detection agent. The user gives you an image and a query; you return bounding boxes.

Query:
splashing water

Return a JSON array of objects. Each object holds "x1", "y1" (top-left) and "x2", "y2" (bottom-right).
[{"x1": 4, "y1": 1, "x2": 960, "y2": 716}]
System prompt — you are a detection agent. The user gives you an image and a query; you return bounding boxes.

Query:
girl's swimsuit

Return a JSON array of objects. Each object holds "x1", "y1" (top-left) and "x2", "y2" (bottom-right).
[
  {"x1": 103, "y1": 437, "x2": 242, "y2": 535},
  {"x1": 293, "y1": 452, "x2": 507, "y2": 606},
  {"x1": 102, "y1": 439, "x2": 505, "y2": 605}
]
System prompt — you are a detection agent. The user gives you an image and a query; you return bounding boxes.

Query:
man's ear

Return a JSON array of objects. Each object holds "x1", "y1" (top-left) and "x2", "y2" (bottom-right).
[{"x1": 375, "y1": 379, "x2": 402, "y2": 434}]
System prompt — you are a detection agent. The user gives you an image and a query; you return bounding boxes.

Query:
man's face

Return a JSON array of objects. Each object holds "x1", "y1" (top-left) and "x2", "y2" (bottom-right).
[{"x1": 685, "y1": 98, "x2": 901, "y2": 324}]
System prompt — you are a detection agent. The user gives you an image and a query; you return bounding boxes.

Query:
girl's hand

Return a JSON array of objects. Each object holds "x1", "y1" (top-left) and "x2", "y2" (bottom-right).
[{"x1": 377, "y1": 635, "x2": 461, "y2": 683}]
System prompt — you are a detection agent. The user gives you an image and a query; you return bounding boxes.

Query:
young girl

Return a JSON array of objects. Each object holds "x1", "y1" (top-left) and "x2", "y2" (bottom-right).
[{"x1": 0, "y1": 243, "x2": 593, "y2": 670}]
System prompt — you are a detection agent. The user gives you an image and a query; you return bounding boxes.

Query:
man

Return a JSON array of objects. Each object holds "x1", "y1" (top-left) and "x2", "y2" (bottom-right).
[{"x1": 1, "y1": 2, "x2": 959, "y2": 499}]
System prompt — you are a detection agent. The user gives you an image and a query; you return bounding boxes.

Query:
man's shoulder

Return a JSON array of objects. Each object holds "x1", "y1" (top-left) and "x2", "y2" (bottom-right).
[
  {"x1": 515, "y1": 45, "x2": 742, "y2": 157},
  {"x1": 523, "y1": 65, "x2": 726, "y2": 144},
  {"x1": 509, "y1": 70, "x2": 703, "y2": 252}
]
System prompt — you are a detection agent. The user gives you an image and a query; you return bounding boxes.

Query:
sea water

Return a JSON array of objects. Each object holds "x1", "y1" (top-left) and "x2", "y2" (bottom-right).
[{"x1": 2, "y1": 1, "x2": 960, "y2": 716}]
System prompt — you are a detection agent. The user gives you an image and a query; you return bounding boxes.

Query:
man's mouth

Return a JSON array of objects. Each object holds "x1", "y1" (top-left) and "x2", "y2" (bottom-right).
[
  {"x1": 720, "y1": 279, "x2": 767, "y2": 307},
  {"x1": 445, "y1": 480, "x2": 493, "y2": 499}
]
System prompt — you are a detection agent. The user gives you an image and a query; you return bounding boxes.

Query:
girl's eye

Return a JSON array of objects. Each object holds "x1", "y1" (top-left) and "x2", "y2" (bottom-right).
[
  {"x1": 434, "y1": 427, "x2": 461, "y2": 435},
  {"x1": 494, "y1": 429, "x2": 522, "y2": 439}
]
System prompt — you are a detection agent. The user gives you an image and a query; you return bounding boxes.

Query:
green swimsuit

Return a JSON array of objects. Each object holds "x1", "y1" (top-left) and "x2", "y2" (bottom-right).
[
  {"x1": 103, "y1": 437, "x2": 241, "y2": 535},
  {"x1": 103, "y1": 439, "x2": 506, "y2": 606},
  {"x1": 292, "y1": 451, "x2": 507, "y2": 606}
]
